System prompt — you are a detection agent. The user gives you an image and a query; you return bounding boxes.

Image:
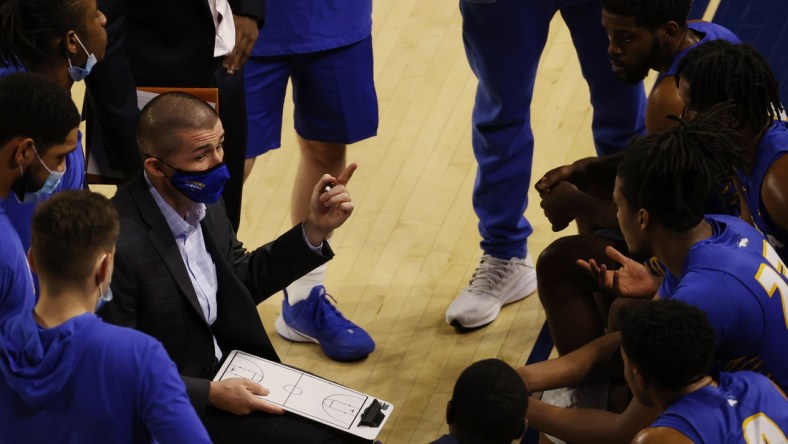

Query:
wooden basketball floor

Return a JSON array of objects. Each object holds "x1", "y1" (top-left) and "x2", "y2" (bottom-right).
[
  {"x1": 237, "y1": 6, "x2": 593, "y2": 440},
  {"x1": 79, "y1": 1, "x2": 720, "y2": 442}
]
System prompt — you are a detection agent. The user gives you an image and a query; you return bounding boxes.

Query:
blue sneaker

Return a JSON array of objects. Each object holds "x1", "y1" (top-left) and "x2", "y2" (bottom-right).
[{"x1": 275, "y1": 285, "x2": 375, "y2": 361}]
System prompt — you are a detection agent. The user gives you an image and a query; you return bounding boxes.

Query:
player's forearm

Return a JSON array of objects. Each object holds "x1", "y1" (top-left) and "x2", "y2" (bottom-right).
[
  {"x1": 527, "y1": 398, "x2": 631, "y2": 444},
  {"x1": 518, "y1": 332, "x2": 622, "y2": 392},
  {"x1": 528, "y1": 395, "x2": 660, "y2": 444}
]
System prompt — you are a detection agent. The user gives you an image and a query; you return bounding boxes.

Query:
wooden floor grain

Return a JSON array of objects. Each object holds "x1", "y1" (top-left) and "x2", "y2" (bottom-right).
[{"x1": 236, "y1": 5, "x2": 590, "y2": 443}]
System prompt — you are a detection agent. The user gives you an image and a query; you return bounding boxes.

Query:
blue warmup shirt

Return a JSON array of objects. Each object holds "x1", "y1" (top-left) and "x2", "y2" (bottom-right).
[
  {"x1": 738, "y1": 121, "x2": 788, "y2": 261},
  {"x1": 651, "y1": 372, "x2": 788, "y2": 443},
  {"x1": 0, "y1": 200, "x2": 34, "y2": 321},
  {"x1": 0, "y1": 312, "x2": 211, "y2": 443},
  {"x1": 655, "y1": 21, "x2": 741, "y2": 87},
  {"x1": 659, "y1": 215, "x2": 788, "y2": 391},
  {"x1": 252, "y1": 0, "x2": 372, "y2": 56}
]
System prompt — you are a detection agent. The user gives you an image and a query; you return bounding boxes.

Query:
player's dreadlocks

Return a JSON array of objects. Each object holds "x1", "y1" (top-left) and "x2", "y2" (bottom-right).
[
  {"x1": 617, "y1": 103, "x2": 747, "y2": 231},
  {"x1": 600, "y1": 0, "x2": 691, "y2": 29},
  {"x1": 677, "y1": 40, "x2": 784, "y2": 134},
  {"x1": 0, "y1": 0, "x2": 85, "y2": 68}
]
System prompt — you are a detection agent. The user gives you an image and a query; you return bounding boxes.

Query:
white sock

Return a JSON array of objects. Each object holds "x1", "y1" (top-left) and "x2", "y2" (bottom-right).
[{"x1": 286, "y1": 262, "x2": 327, "y2": 304}]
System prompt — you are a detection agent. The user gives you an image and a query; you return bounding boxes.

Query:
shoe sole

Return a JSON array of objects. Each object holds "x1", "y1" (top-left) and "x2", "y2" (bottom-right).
[
  {"x1": 275, "y1": 316, "x2": 374, "y2": 362},
  {"x1": 450, "y1": 276, "x2": 538, "y2": 330},
  {"x1": 275, "y1": 315, "x2": 320, "y2": 344}
]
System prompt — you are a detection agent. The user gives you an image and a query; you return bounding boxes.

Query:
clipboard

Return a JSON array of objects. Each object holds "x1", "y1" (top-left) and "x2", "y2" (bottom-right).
[
  {"x1": 85, "y1": 87, "x2": 219, "y2": 185},
  {"x1": 214, "y1": 350, "x2": 394, "y2": 440}
]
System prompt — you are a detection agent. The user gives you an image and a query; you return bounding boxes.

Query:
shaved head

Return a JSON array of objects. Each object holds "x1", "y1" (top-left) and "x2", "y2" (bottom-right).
[{"x1": 137, "y1": 92, "x2": 219, "y2": 161}]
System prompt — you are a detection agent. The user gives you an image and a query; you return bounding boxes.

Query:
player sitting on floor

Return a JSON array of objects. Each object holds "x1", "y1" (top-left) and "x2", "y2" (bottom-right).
[
  {"x1": 532, "y1": 0, "x2": 741, "y2": 361},
  {"x1": 516, "y1": 105, "x2": 788, "y2": 443}
]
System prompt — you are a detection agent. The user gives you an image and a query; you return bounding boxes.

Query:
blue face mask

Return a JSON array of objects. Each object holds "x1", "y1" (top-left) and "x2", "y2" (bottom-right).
[
  {"x1": 66, "y1": 34, "x2": 97, "y2": 82},
  {"x1": 19, "y1": 144, "x2": 65, "y2": 203},
  {"x1": 160, "y1": 160, "x2": 230, "y2": 204}
]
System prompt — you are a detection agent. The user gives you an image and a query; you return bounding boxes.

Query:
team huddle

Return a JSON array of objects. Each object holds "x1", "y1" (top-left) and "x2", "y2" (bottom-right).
[
  {"x1": 470, "y1": 0, "x2": 788, "y2": 442},
  {"x1": 0, "y1": 0, "x2": 787, "y2": 443}
]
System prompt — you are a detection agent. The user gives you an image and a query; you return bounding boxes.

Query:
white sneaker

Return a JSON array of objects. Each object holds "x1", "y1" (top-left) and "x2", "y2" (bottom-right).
[{"x1": 445, "y1": 253, "x2": 537, "y2": 329}]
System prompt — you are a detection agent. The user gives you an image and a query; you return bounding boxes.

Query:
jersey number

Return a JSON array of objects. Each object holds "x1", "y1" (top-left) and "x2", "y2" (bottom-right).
[
  {"x1": 755, "y1": 240, "x2": 788, "y2": 330},
  {"x1": 743, "y1": 412, "x2": 787, "y2": 443}
]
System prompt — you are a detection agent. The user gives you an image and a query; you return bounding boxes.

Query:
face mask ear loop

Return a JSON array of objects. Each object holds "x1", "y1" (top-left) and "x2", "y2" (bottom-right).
[
  {"x1": 18, "y1": 141, "x2": 34, "y2": 175},
  {"x1": 68, "y1": 33, "x2": 91, "y2": 62},
  {"x1": 75, "y1": 34, "x2": 90, "y2": 54}
]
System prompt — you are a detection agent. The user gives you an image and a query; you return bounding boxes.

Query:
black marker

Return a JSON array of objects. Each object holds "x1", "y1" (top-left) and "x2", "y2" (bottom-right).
[{"x1": 323, "y1": 182, "x2": 334, "y2": 194}]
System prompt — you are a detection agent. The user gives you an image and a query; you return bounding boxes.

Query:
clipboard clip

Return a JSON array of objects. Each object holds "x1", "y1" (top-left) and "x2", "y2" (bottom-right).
[{"x1": 359, "y1": 399, "x2": 388, "y2": 428}]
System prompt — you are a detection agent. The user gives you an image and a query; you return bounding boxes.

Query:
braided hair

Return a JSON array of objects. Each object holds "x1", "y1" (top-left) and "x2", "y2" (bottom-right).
[
  {"x1": 677, "y1": 40, "x2": 784, "y2": 134},
  {"x1": 600, "y1": 0, "x2": 691, "y2": 29},
  {"x1": 617, "y1": 103, "x2": 747, "y2": 231},
  {"x1": 0, "y1": 0, "x2": 85, "y2": 68}
]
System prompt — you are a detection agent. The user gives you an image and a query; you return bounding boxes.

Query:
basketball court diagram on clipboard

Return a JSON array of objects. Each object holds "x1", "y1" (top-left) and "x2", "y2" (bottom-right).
[{"x1": 215, "y1": 350, "x2": 393, "y2": 440}]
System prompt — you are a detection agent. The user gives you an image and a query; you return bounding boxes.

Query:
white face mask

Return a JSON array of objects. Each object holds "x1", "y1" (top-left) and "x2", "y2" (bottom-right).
[{"x1": 66, "y1": 33, "x2": 97, "y2": 82}]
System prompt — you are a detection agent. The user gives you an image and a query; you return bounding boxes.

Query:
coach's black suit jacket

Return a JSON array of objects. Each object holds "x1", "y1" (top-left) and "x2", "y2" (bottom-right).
[{"x1": 100, "y1": 172, "x2": 330, "y2": 415}]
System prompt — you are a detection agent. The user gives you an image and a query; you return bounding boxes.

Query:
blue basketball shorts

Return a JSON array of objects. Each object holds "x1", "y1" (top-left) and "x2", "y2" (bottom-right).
[{"x1": 244, "y1": 36, "x2": 379, "y2": 158}]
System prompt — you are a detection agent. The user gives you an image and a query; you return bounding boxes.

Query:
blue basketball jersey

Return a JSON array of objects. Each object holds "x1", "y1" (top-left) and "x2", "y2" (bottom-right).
[
  {"x1": 655, "y1": 21, "x2": 741, "y2": 86},
  {"x1": 737, "y1": 121, "x2": 788, "y2": 261},
  {"x1": 659, "y1": 215, "x2": 788, "y2": 390},
  {"x1": 650, "y1": 372, "x2": 788, "y2": 443}
]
